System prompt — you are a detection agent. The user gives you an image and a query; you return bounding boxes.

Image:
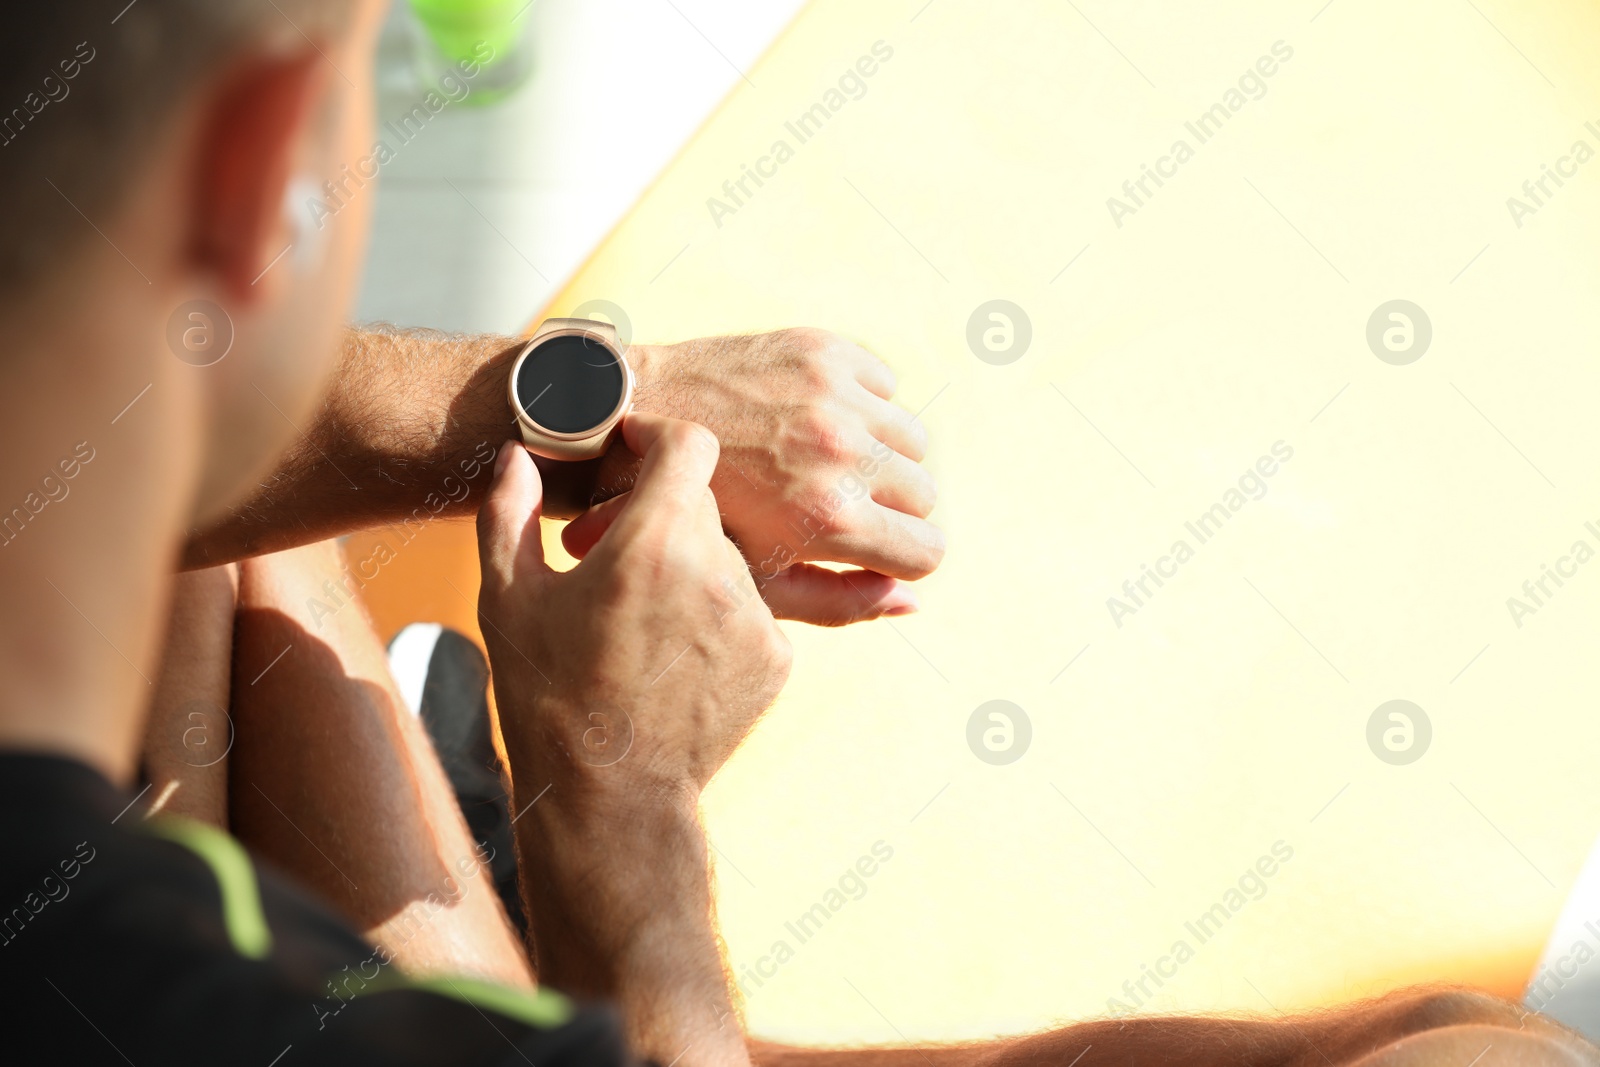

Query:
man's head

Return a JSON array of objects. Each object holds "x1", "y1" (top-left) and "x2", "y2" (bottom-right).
[{"x1": 1, "y1": 0, "x2": 386, "y2": 523}]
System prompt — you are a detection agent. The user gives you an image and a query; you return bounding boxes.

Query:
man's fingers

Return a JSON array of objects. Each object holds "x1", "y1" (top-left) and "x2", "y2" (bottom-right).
[
  {"x1": 838, "y1": 341, "x2": 897, "y2": 400},
  {"x1": 868, "y1": 449, "x2": 939, "y2": 519},
  {"x1": 757, "y1": 565, "x2": 918, "y2": 626},
  {"x1": 862, "y1": 392, "x2": 929, "y2": 462},
  {"x1": 568, "y1": 414, "x2": 725, "y2": 559},
  {"x1": 820, "y1": 505, "x2": 946, "y2": 581},
  {"x1": 561, "y1": 492, "x2": 630, "y2": 559},
  {"x1": 475, "y1": 441, "x2": 551, "y2": 584},
  {"x1": 613, "y1": 412, "x2": 720, "y2": 525}
]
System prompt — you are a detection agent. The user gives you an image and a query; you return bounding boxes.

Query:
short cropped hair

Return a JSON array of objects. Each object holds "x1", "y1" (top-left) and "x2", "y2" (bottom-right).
[{"x1": 0, "y1": 0, "x2": 349, "y2": 287}]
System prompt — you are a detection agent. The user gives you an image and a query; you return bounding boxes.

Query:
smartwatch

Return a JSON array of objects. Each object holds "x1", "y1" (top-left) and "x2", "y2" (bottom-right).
[{"x1": 507, "y1": 317, "x2": 634, "y2": 461}]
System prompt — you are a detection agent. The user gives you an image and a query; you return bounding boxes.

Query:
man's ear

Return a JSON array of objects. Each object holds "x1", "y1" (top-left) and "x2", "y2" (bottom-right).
[{"x1": 191, "y1": 52, "x2": 329, "y2": 304}]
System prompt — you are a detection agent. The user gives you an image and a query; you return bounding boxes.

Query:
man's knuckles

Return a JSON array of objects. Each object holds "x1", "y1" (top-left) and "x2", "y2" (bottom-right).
[
  {"x1": 790, "y1": 404, "x2": 853, "y2": 466},
  {"x1": 777, "y1": 485, "x2": 852, "y2": 544},
  {"x1": 770, "y1": 326, "x2": 896, "y2": 397}
]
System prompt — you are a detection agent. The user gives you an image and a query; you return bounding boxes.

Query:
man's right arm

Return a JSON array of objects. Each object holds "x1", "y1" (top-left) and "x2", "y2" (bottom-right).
[{"x1": 476, "y1": 413, "x2": 790, "y2": 1067}]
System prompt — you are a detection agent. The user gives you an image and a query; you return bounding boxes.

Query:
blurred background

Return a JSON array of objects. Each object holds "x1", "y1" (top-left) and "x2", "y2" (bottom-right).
[{"x1": 356, "y1": 0, "x2": 804, "y2": 333}]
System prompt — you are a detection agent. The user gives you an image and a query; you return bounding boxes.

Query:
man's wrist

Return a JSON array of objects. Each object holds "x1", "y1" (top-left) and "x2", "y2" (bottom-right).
[
  {"x1": 622, "y1": 341, "x2": 661, "y2": 408},
  {"x1": 513, "y1": 771, "x2": 707, "y2": 981},
  {"x1": 507, "y1": 720, "x2": 702, "y2": 847},
  {"x1": 514, "y1": 788, "x2": 750, "y2": 1067}
]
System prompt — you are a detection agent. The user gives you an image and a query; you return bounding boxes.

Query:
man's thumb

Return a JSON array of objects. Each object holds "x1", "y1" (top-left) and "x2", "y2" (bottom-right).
[{"x1": 476, "y1": 441, "x2": 551, "y2": 583}]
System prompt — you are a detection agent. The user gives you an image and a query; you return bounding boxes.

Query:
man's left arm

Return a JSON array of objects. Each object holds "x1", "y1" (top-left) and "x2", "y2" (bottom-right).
[{"x1": 181, "y1": 324, "x2": 941, "y2": 625}]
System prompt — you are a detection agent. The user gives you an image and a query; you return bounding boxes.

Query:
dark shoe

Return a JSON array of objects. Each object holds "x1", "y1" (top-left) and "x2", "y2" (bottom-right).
[{"x1": 388, "y1": 624, "x2": 525, "y2": 939}]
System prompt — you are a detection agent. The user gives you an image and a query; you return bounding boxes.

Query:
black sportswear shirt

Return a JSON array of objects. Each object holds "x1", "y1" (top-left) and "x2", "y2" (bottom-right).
[{"x1": 0, "y1": 753, "x2": 636, "y2": 1067}]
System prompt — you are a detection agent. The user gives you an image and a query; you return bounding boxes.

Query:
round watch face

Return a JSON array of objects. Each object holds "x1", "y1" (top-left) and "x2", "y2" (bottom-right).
[{"x1": 514, "y1": 334, "x2": 626, "y2": 435}]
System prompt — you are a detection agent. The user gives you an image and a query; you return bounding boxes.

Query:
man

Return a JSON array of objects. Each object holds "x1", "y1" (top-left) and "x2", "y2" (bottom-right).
[{"x1": 0, "y1": 2, "x2": 1594, "y2": 1065}]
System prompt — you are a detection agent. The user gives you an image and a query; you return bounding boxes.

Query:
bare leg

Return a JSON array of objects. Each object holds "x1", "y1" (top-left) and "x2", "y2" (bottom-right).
[
  {"x1": 142, "y1": 565, "x2": 239, "y2": 827},
  {"x1": 227, "y1": 539, "x2": 532, "y2": 989}
]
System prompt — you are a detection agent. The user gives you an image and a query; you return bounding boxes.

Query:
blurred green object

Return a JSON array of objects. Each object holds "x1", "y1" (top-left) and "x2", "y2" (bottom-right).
[{"x1": 406, "y1": 0, "x2": 535, "y2": 105}]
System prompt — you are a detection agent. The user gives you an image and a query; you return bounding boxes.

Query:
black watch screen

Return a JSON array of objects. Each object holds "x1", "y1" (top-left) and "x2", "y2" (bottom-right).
[{"x1": 515, "y1": 334, "x2": 625, "y2": 434}]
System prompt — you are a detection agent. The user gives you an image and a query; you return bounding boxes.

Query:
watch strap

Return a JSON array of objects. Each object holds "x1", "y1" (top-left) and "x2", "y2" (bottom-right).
[{"x1": 531, "y1": 318, "x2": 618, "y2": 346}]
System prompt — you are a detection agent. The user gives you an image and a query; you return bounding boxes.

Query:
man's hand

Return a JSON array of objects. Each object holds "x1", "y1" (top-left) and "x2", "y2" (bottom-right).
[
  {"x1": 601, "y1": 326, "x2": 940, "y2": 627},
  {"x1": 587, "y1": 328, "x2": 943, "y2": 627},
  {"x1": 478, "y1": 413, "x2": 791, "y2": 793},
  {"x1": 477, "y1": 413, "x2": 788, "y2": 1067}
]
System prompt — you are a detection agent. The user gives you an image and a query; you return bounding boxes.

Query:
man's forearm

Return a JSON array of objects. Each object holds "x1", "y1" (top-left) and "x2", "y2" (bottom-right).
[
  {"x1": 512, "y1": 776, "x2": 748, "y2": 1067},
  {"x1": 181, "y1": 326, "x2": 641, "y2": 569},
  {"x1": 749, "y1": 988, "x2": 1591, "y2": 1067}
]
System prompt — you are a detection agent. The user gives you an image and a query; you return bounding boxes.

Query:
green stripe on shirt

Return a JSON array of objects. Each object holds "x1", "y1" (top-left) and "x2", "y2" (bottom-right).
[{"x1": 144, "y1": 815, "x2": 273, "y2": 960}]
